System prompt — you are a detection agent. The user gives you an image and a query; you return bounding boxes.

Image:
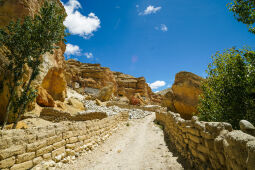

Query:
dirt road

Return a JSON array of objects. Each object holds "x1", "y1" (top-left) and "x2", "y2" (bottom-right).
[{"x1": 60, "y1": 113, "x2": 184, "y2": 170}]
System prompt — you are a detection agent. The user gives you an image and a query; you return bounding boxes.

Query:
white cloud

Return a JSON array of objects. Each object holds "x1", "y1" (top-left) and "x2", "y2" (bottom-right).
[
  {"x1": 155, "y1": 24, "x2": 168, "y2": 32},
  {"x1": 149, "y1": 81, "x2": 166, "y2": 90},
  {"x1": 65, "y1": 43, "x2": 81, "y2": 56},
  {"x1": 160, "y1": 24, "x2": 168, "y2": 32},
  {"x1": 85, "y1": 52, "x2": 93, "y2": 59},
  {"x1": 62, "y1": 0, "x2": 101, "y2": 39},
  {"x1": 139, "y1": 5, "x2": 161, "y2": 15}
]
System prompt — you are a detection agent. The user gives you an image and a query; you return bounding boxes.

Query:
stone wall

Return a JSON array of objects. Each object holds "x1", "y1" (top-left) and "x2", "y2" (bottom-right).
[
  {"x1": 156, "y1": 111, "x2": 255, "y2": 170},
  {"x1": 0, "y1": 113, "x2": 128, "y2": 170}
]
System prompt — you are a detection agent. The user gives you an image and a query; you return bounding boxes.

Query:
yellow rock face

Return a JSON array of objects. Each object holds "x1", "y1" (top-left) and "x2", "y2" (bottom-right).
[
  {"x1": 41, "y1": 67, "x2": 67, "y2": 102},
  {"x1": 162, "y1": 71, "x2": 203, "y2": 119},
  {"x1": 36, "y1": 86, "x2": 55, "y2": 107},
  {"x1": 0, "y1": 0, "x2": 66, "y2": 123}
]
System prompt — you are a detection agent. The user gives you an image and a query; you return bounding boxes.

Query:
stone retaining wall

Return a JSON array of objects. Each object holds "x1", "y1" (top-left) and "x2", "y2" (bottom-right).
[
  {"x1": 156, "y1": 111, "x2": 255, "y2": 170},
  {"x1": 0, "y1": 112, "x2": 128, "y2": 170}
]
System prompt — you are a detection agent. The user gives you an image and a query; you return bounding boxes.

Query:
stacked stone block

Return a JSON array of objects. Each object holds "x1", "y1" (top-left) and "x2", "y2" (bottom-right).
[
  {"x1": 156, "y1": 111, "x2": 255, "y2": 170},
  {"x1": 0, "y1": 112, "x2": 128, "y2": 170}
]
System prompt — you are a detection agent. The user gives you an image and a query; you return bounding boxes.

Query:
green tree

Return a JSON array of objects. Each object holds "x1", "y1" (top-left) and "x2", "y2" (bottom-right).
[
  {"x1": 0, "y1": 1, "x2": 66, "y2": 129},
  {"x1": 198, "y1": 48, "x2": 255, "y2": 129},
  {"x1": 228, "y1": 0, "x2": 255, "y2": 34}
]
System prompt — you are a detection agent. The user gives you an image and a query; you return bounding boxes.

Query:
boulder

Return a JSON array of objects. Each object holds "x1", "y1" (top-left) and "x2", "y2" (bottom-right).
[
  {"x1": 36, "y1": 87, "x2": 55, "y2": 107},
  {"x1": 130, "y1": 96, "x2": 141, "y2": 106},
  {"x1": 161, "y1": 71, "x2": 203, "y2": 119},
  {"x1": 240, "y1": 120, "x2": 255, "y2": 136},
  {"x1": 67, "y1": 98, "x2": 85, "y2": 111},
  {"x1": 95, "y1": 99, "x2": 107, "y2": 107},
  {"x1": 97, "y1": 84, "x2": 114, "y2": 102},
  {"x1": 41, "y1": 67, "x2": 67, "y2": 102},
  {"x1": 161, "y1": 89, "x2": 176, "y2": 112}
]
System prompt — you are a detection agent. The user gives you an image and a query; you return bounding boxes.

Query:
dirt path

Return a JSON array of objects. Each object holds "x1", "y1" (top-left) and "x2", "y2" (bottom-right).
[{"x1": 60, "y1": 113, "x2": 184, "y2": 170}]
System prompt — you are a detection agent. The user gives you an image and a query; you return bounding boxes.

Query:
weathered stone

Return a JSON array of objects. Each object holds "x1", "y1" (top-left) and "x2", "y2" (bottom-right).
[
  {"x1": 197, "y1": 152, "x2": 207, "y2": 162},
  {"x1": 66, "y1": 149, "x2": 75, "y2": 156},
  {"x1": 53, "y1": 140, "x2": 66, "y2": 150},
  {"x1": 52, "y1": 146, "x2": 65, "y2": 159},
  {"x1": 78, "y1": 135, "x2": 87, "y2": 141},
  {"x1": 165, "y1": 71, "x2": 204, "y2": 119},
  {"x1": 97, "y1": 84, "x2": 114, "y2": 102},
  {"x1": 217, "y1": 153, "x2": 225, "y2": 165},
  {"x1": 67, "y1": 97, "x2": 86, "y2": 110},
  {"x1": 36, "y1": 86, "x2": 55, "y2": 107},
  {"x1": 33, "y1": 156, "x2": 43, "y2": 166},
  {"x1": 36, "y1": 145, "x2": 53, "y2": 156},
  {"x1": 246, "y1": 140, "x2": 255, "y2": 170},
  {"x1": 188, "y1": 133, "x2": 201, "y2": 144},
  {"x1": 63, "y1": 131, "x2": 74, "y2": 139},
  {"x1": 42, "y1": 67, "x2": 67, "y2": 102},
  {"x1": 197, "y1": 145, "x2": 209, "y2": 154},
  {"x1": 66, "y1": 137, "x2": 78, "y2": 144},
  {"x1": 0, "y1": 156, "x2": 15, "y2": 169},
  {"x1": 10, "y1": 160, "x2": 33, "y2": 170},
  {"x1": 240, "y1": 120, "x2": 255, "y2": 136},
  {"x1": 27, "y1": 140, "x2": 47, "y2": 152},
  {"x1": 66, "y1": 144, "x2": 75, "y2": 150},
  {"x1": 16, "y1": 152, "x2": 35, "y2": 164},
  {"x1": 47, "y1": 135, "x2": 62, "y2": 145},
  {"x1": 0, "y1": 145, "x2": 25, "y2": 160},
  {"x1": 43, "y1": 153, "x2": 52, "y2": 160}
]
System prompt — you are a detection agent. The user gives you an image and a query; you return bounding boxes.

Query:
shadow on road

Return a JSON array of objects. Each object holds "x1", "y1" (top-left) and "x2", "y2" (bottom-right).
[{"x1": 154, "y1": 120, "x2": 194, "y2": 170}]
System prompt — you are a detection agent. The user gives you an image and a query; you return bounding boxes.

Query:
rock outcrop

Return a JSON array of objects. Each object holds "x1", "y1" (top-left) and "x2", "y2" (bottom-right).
[
  {"x1": 0, "y1": 0, "x2": 67, "y2": 123},
  {"x1": 41, "y1": 67, "x2": 67, "y2": 102},
  {"x1": 161, "y1": 71, "x2": 204, "y2": 119},
  {"x1": 36, "y1": 87, "x2": 55, "y2": 107},
  {"x1": 65, "y1": 59, "x2": 155, "y2": 103},
  {"x1": 113, "y1": 72, "x2": 153, "y2": 102},
  {"x1": 65, "y1": 59, "x2": 117, "y2": 92}
]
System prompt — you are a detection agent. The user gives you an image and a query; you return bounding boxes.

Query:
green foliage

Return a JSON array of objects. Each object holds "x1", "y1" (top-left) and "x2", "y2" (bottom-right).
[
  {"x1": 228, "y1": 0, "x2": 255, "y2": 34},
  {"x1": 198, "y1": 48, "x2": 255, "y2": 129},
  {"x1": 0, "y1": 1, "x2": 66, "y2": 128}
]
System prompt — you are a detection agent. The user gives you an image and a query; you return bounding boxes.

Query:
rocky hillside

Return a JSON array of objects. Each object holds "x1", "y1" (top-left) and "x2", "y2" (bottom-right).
[
  {"x1": 65, "y1": 59, "x2": 158, "y2": 104},
  {"x1": 161, "y1": 71, "x2": 204, "y2": 119},
  {"x1": 0, "y1": 0, "x2": 67, "y2": 123}
]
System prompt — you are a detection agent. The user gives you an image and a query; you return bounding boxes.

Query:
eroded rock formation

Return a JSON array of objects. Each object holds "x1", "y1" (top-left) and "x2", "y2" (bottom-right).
[
  {"x1": 0, "y1": 0, "x2": 66, "y2": 123},
  {"x1": 161, "y1": 71, "x2": 204, "y2": 119},
  {"x1": 65, "y1": 59, "x2": 155, "y2": 103}
]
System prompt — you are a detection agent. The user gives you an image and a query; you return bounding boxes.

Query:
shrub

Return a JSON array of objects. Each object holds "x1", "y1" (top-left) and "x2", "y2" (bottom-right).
[
  {"x1": 198, "y1": 48, "x2": 255, "y2": 129},
  {"x1": 0, "y1": 1, "x2": 66, "y2": 129}
]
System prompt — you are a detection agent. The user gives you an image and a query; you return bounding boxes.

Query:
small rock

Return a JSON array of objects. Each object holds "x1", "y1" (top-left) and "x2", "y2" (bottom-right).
[{"x1": 240, "y1": 120, "x2": 255, "y2": 136}]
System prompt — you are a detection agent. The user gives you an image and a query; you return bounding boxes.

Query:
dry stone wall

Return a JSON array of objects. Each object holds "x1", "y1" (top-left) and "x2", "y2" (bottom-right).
[
  {"x1": 0, "y1": 113, "x2": 128, "y2": 170},
  {"x1": 156, "y1": 111, "x2": 255, "y2": 170}
]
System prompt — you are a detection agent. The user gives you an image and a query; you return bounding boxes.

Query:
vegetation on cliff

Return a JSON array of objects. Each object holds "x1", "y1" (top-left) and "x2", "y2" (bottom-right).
[{"x1": 0, "y1": 1, "x2": 66, "y2": 129}]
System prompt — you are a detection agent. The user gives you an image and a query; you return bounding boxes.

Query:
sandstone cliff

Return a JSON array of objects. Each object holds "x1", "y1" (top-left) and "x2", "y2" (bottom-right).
[
  {"x1": 0, "y1": 0, "x2": 67, "y2": 123},
  {"x1": 161, "y1": 71, "x2": 204, "y2": 119},
  {"x1": 65, "y1": 59, "x2": 155, "y2": 103}
]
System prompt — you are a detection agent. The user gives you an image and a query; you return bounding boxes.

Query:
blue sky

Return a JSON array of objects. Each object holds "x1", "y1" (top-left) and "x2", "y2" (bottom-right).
[{"x1": 61, "y1": 0, "x2": 255, "y2": 92}]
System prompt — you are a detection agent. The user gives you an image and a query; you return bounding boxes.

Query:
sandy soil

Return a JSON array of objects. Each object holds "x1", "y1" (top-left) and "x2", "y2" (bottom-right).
[{"x1": 59, "y1": 113, "x2": 184, "y2": 170}]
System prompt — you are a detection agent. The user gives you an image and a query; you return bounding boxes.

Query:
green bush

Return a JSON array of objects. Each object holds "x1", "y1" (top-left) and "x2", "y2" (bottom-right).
[
  {"x1": 0, "y1": 1, "x2": 66, "y2": 129},
  {"x1": 198, "y1": 48, "x2": 255, "y2": 129}
]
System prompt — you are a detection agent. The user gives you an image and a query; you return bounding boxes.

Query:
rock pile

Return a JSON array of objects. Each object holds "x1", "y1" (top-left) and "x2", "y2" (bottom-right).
[{"x1": 82, "y1": 100, "x2": 154, "y2": 119}]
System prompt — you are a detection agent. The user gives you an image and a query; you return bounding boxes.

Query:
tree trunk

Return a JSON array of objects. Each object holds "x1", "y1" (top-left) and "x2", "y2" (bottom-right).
[{"x1": 12, "y1": 70, "x2": 34, "y2": 129}]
